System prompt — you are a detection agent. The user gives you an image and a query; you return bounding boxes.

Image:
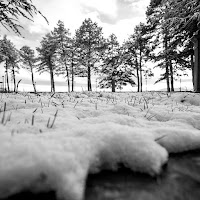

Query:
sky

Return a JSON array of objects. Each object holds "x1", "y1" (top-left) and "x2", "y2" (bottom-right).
[
  {"x1": 0, "y1": 0, "x2": 193, "y2": 92},
  {"x1": 1, "y1": 0, "x2": 151, "y2": 49}
]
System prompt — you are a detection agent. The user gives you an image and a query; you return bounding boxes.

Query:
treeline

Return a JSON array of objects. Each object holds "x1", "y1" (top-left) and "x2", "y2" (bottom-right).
[
  {"x1": 0, "y1": 19, "x2": 152, "y2": 93},
  {"x1": 0, "y1": 0, "x2": 199, "y2": 93}
]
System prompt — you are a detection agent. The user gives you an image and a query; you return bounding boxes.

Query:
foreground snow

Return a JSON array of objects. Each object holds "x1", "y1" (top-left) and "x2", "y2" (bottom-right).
[{"x1": 0, "y1": 91, "x2": 200, "y2": 200}]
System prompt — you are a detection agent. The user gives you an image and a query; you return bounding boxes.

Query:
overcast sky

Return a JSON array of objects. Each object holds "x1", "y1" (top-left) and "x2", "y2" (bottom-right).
[{"x1": 1, "y1": 0, "x2": 151, "y2": 50}]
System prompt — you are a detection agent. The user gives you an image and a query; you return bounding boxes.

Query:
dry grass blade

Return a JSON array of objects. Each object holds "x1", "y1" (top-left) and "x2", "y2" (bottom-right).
[
  {"x1": 50, "y1": 110, "x2": 58, "y2": 128},
  {"x1": 155, "y1": 135, "x2": 167, "y2": 142},
  {"x1": 33, "y1": 108, "x2": 37, "y2": 113},
  {"x1": 1, "y1": 102, "x2": 6, "y2": 124},
  {"x1": 32, "y1": 115, "x2": 34, "y2": 126},
  {"x1": 47, "y1": 110, "x2": 58, "y2": 128},
  {"x1": 74, "y1": 101, "x2": 79, "y2": 108},
  {"x1": 47, "y1": 117, "x2": 50, "y2": 128}
]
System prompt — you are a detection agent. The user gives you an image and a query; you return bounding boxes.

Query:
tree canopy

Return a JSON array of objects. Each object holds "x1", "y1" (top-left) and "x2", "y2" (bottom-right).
[{"x1": 0, "y1": 0, "x2": 48, "y2": 35}]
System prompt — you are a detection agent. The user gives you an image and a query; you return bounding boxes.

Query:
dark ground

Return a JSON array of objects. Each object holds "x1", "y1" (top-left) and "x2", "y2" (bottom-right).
[
  {"x1": 85, "y1": 150, "x2": 200, "y2": 200},
  {"x1": 1, "y1": 150, "x2": 200, "y2": 200}
]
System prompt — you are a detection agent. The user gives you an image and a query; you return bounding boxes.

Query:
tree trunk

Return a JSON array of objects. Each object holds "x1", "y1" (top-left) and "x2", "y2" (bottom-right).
[
  {"x1": 50, "y1": 70, "x2": 55, "y2": 93},
  {"x1": 12, "y1": 64, "x2": 16, "y2": 92},
  {"x1": 191, "y1": 52, "x2": 194, "y2": 90},
  {"x1": 88, "y1": 65, "x2": 92, "y2": 91},
  {"x1": 65, "y1": 62, "x2": 70, "y2": 93},
  {"x1": 5, "y1": 60, "x2": 10, "y2": 92},
  {"x1": 49, "y1": 73, "x2": 52, "y2": 92},
  {"x1": 135, "y1": 58, "x2": 140, "y2": 92},
  {"x1": 164, "y1": 32, "x2": 170, "y2": 92},
  {"x1": 139, "y1": 48, "x2": 143, "y2": 92},
  {"x1": 137, "y1": 68, "x2": 140, "y2": 92},
  {"x1": 89, "y1": 80, "x2": 92, "y2": 91},
  {"x1": 166, "y1": 64, "x2": 170, "y2": 92},
  {"x1": 16, "y1": 79, "x2": 22, "y2": 92},
  {"x1": 51, "y1": 70, "x2": 55, "y2": 93},
  {"x1": 169, "y1": 60, "x2": 174, "y2": 92},
  {"x1": 71, "y1": 59, "x2": 74, "y2": 92},
  {"x1": 139, "y1": 66, "x2": 142, "y2": 92},
  {"x1": 89, "y1": 74, "x2": 92, "y2": 91},
  {"x1": 111, "y1": 79, "x2": 115, "y2": 92},
  {"x1": 30, "y1": 64, "x2": 36, "y2": 93},
  {"x1": 88, "y1": 42, "x2": 92, "y2": 91},
  {"x1": 112, "y1": 71, "x2": 116, "y2": 92},
  {"x1": 49, "y1": 57, "x2": 55, "y2": 93}
]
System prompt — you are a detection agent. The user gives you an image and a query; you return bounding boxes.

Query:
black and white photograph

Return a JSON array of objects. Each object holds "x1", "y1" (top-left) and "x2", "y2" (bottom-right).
[{"x1": 0, "y1": 0, "x2": 200, "y2": 200}]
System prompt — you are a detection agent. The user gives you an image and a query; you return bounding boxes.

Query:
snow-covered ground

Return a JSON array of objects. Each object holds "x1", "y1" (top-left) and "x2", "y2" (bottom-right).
[{"x1": 0, "y1": 91, "x2": 200, "y2": 200}]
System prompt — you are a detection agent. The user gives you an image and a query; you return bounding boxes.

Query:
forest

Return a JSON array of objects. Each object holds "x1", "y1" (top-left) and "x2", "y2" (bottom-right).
[{"x1": 0, "y1": 0, "x2": 199, "y2": 93}]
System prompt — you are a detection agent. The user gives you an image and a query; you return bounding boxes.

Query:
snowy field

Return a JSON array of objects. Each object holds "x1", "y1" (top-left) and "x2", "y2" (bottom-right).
[{"x1": 0, "y1": 91, "x2": 200, "y2": 200}]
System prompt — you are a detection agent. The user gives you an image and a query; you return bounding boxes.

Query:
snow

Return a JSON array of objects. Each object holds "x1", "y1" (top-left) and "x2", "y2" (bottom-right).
[{"x1": 0, "y1": 91, "x2": 200, "y2": 200}]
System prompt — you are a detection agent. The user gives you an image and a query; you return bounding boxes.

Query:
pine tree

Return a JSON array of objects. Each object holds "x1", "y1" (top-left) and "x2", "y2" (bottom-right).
[
  {"x1": 146, "y1": 2, "x2": 175, "y2": 92},
  {"x1": 52, "y1": 20, "x2": 72, "y2": 92},
  {"x1": 20, "y1": 46, "x2": 37, "y2": 93},
  {"x1": 122, "y1": 40, "x2": 140, "y2": 92},
  {"x1": 68, "y1": 37, "x2": 80, "y2": 92},
  {"x1": 163, "y1": 0, "x2": 199, "y2": 90},
  {"x1": 99, "y1": 34, "x2": 135, "y2": 92},
  {"x1": 9, "y1": 46, "x2": 19, "y2": 92},
  {"x1": 75, "y1": 18, "x2": 104, "y2": 91},
  {"x1": 147, "y1": 0, "x2": 200, "y2": 91},
  {"x1": 123, "y1": 23, "x2": 151, "y2": 92},
  {"x1": 36, "y1": 33, "x2": 58, "y2": 93}
]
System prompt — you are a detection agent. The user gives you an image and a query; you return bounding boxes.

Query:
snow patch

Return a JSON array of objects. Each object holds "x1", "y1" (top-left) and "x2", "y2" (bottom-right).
[{"x1": 0, "y1": 92, "x2": 200, "y2": 199}]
